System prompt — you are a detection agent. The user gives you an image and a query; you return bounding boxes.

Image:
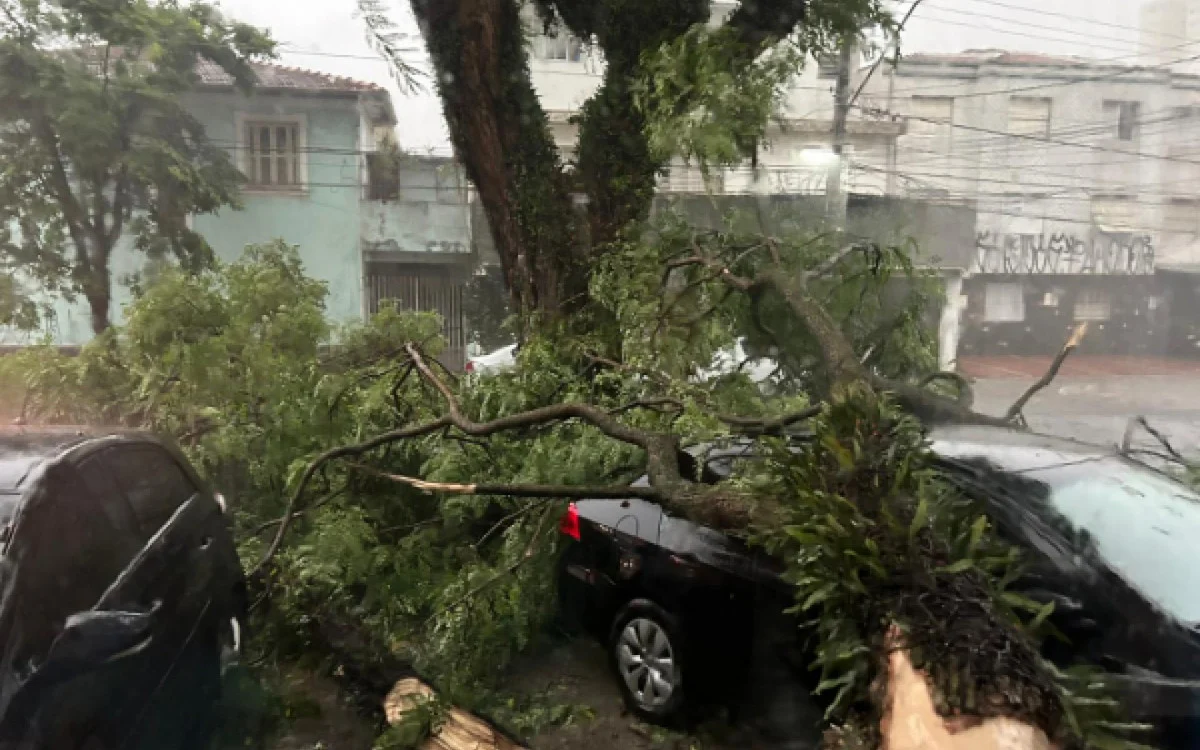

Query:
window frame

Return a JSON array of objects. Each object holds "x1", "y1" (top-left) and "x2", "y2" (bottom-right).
[
  {"x1": 234, "y1": 112, "x2": 309, "y2": 193},
  {"x1": 1073, "y1": 288, "x2": 1113, "y2": 322},
  {"x1": 1007, "y1": 96, "x2": 1052, "y2": 137},
  {"x1": 1102, "y1": 100, "x2": 1140, "y2": 142},
  {"x1": 535, "y1": 31, "x2": 583, "y2": 62},
  {"x1": 907, "y1": 95, "x2": 955, "y2": 154},
  {"x1": 983, "y1": 282, "x2": 1026, "y2": 323}
]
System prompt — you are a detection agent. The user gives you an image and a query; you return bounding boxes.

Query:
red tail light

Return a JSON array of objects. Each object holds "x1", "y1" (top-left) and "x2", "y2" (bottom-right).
[{"x1": 559, "y1": 502, "x2": 581, "y2": 540}]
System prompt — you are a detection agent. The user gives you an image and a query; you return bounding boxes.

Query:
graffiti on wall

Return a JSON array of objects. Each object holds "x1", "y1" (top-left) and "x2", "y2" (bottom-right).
[{"x1": 972, "y1": 231, "x2": 1155, "y2": 275}]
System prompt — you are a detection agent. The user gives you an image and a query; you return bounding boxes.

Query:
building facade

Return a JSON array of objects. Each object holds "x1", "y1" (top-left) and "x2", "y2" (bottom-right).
[
  {"x1": 526, "y1": 4, "x2": 904, "y2": 198},
  {"x1": 859, "y1": 49, "x2": 1200, "y2": 358},
  {"x1": 6, "y1": 62, "x2": 475, "y2": 366}
]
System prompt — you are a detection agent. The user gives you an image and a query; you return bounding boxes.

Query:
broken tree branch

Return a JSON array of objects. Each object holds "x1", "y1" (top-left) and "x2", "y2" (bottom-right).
[
  {"x1": 1005, "y1": 323, "x2": 1089, "y2": 423},
  {"x1": 350, "y1": 463, "x2": 667, "y2": 502},
  {"x1": 253, "y1": 343, "x2": 799, "y2": 580},
  {"x1": 1124, "y1": 415, "x2": 1195, "y2": 468},
  {"x1": 718, "y1": 406, "x2": 821, "y2": 436}
]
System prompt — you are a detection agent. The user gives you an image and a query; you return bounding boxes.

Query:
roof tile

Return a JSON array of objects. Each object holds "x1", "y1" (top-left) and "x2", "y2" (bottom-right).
[{"x1": 194, "y1": 59, "x2": 383, "y2": 93}]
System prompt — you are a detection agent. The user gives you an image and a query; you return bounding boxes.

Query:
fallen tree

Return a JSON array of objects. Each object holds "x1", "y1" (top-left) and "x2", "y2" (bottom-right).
[
  {"x1": 237, "y1": 218, "x2": 1137, "y2": 747},
  {"x1": 0, "y1": 1, "x2": 1164, "y2": 746}
]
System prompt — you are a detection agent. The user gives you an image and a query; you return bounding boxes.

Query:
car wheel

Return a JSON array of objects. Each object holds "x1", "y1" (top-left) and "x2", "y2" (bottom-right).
[{"x1": 609, "y1": 599, "x2": 686, "y2": 722}]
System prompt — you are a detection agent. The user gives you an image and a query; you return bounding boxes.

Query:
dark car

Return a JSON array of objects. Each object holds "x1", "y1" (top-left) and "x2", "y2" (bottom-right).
[
  {"x1": 557, "y1": 423, "x2": 1200, "y2": 745},
  {"x1": 0, "y1": 427, "x2": 246, "y2": 750}
]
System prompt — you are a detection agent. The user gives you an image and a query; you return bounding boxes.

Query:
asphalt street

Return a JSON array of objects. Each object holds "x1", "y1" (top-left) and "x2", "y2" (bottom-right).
[{"x1": 963, "y1": 357, "x2": 1200, "y2": 456}]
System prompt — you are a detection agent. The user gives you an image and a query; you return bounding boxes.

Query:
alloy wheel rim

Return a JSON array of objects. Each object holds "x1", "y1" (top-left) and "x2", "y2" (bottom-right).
[{"x1": 616, "y1": 617, "x2": 677, "y2": 709}]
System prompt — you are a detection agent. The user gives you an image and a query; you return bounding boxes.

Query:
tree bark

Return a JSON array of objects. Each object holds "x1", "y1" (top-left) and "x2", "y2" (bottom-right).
[
  {"x1": 83, "y1": 237, "x2": 113, "y2": 335},
  {"x1": 408, "y1": 0, "x2": 583, "y2": 319}
]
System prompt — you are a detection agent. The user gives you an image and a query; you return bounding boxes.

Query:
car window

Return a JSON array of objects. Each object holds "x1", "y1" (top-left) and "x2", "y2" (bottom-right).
[
  {"x1": 6, "y1": 464, "x2": 134, "y2": 659},
  {"x1": 1025, "y1": 460, "x2": 1200, "y2": 624},
  {"x1": 76, "y1": 454, "x2": 144, "y2": 551},
  {"x1": 105, "y1": 445, "x2": 199, "y2": 538}
]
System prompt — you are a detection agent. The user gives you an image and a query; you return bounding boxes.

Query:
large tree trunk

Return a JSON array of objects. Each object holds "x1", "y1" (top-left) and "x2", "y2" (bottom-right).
[
  {"x1": 83, "y1": 245, "x2": 112, "y2": 335},
  {"x1": 568, "y1": 1, "x2": 708, "y2": 248},
  {"x1": 408, "y1": 0, "x2": 584, "y2": 320}
]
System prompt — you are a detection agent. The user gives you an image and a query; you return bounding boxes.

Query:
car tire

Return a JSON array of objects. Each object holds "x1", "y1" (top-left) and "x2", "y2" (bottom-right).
[{"x1": 609, "y1": 599, "x2": 687, "y2": 723}]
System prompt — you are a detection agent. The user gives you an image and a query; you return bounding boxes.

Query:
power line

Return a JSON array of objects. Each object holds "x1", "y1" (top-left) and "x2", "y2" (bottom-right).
[
  {"x1": 942, "y1": 0, "x2": 1192, "y2": 45},
  {"x1": 914, "y1": 5, "x2": 1152, "y2": 54},
  {"x1": 876, "y1": 36, "x2": 1200, "y2": 99},
  {"x1": 847, "y1": 161, "x2": 1200, "y2": 201},
  {"x1": 882, "y1": 51, "x2": 1200, "y2": 102},
  {"x1": 855, "y1": 103, "x2": 1200, "y2": 168},
  {"x1": 892, "y1": 109, "x2": 1200, "y2": 168}
]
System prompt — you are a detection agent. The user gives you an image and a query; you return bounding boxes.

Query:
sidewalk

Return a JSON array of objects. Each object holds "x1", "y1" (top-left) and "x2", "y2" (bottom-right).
[{"x1": 959, "y1": 355, "x2": 1200, "y2": 379}]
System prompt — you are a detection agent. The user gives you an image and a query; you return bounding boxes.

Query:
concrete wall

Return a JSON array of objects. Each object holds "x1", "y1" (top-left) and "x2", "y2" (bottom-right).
[
  {"x1": 362, "y1": 156, "x2": 473, "y2": 259},
  {"x1": 189, "y1": 91, "x2": 369, "y2": 325},
  {"x1": 861, "y1": 56, "x2": 1200, "y2": 258}
]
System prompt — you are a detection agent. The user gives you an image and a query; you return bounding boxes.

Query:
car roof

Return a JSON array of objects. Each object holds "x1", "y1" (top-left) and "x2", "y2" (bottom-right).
[
  {"x1": 691, "y1": 423, "x2": 1118, "y2": 476},
  {"x1": 0, "y1": 426, "x2": 158, "y2": 493}
]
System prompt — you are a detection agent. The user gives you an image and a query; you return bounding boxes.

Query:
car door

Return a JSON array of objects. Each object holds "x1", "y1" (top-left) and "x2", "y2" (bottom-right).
[
  {"x1": 83, "y1": 445, "x2": 233, "y2": 749},
  {"x1": 0, "y1": 459, "x2": 142, "y2": 746}
]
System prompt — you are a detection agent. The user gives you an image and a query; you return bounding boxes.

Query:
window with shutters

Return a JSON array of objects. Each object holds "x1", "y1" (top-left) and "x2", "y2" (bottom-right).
[
  {"x1": 984, "y1": 282, "x2": 1025, "y2": 323},
  {"x1": 1074, "y1": 288, "x2": 1112, "y2": 321},
  {"x1": 236, "y1": 114, "x2": 307, "y2": 191},
  {"x1": 1091, "y1": 195, "x2": 1137, "y2": 230},
  {"x1": 1008, "y1": 97, "x2": 1051, "y2": 137},
  {"x1": 535, "y1": 31, "x2": 583, "y2": 61},
  {"x1": 907, "y1": 96, "x2": 954, "y2": 153}
]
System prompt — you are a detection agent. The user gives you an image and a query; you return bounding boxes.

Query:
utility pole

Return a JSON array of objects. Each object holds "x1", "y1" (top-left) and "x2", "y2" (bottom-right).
[{"x1": 825, "y1": 39, "x2": 854, "y2": 229}]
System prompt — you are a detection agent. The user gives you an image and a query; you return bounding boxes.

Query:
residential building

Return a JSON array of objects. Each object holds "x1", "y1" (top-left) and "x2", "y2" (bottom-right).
[
  {"x1": 526, "y1": 4, "x2": 905, "y2": 198},
  {"x1": 7, "y1": 62, "x2": 475, "y2": 366},
  {"x1": 860, "y1": 49, "x2": 1200, "y2": 358},
  {"x1": 1140, "y1": 0, "x2": 1200, "y2": 74}
]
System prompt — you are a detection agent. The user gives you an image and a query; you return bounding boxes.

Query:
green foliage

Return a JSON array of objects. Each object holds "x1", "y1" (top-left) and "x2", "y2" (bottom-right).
[
  {"x1": 636, "y1": 25, "x2": 804, "y2": 169},
  {"x1": 374, "y1": 693, "x2": 447, "y2": 750},
  {"x1": 746, "y1": 390, "x2": 1148, "y2": 748},
  {"x1": 484, "y1": 689, "x2": 595, "y2": 738},
  {"x1": 0, "y1": 0, "x2": 274, "y2": 331},
  {"x1": 635, "y1": 2, "x2": 894, "y2": 170},
  {"x1": 0, "y1": 273, "x2": 41, "y2": 330},
  {"x1": 592, "y1": 213, "x2": 940, "y2": 398}
]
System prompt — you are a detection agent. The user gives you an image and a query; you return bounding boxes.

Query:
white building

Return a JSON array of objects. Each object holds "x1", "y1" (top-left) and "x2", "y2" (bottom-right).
[
  {"x1": 525, "y1": 3, "x2": 904, "y2": 197},
  {"x1": 857, "y1": 49, "x2": 1200, "y2": 357},
  {"x1": 860, "y1": 48, "x2": 1200, "y2": 271},
  {"x1": 1140, "y1": 0, "x2": 1200, "y2": 73}
]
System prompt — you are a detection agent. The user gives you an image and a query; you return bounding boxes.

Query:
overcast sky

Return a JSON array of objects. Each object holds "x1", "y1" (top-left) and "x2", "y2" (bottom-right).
[{"x1": 214, "y1": 0, "x2": 1148, "y2": 152}]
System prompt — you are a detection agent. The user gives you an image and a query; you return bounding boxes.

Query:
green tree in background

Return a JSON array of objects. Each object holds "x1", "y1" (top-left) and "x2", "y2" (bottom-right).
[{"x1": 0, "y1": 0, "x2": 273, "y2": 334}]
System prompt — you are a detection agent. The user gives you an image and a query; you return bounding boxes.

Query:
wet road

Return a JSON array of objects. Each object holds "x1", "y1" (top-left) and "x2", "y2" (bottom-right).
[{"x1": 962, "y1": 357, "x2": 1200, "y2": 456}]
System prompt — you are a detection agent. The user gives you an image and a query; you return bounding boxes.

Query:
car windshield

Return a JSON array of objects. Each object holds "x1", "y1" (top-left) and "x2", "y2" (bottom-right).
[{"x1": 1026, "y1": 458, "x2": 1200, "y2": 624}]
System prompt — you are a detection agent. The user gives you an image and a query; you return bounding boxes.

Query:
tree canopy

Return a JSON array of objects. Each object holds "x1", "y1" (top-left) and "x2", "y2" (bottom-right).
[{"x1": 0, "y1": 0, "x2": 273, "y2": 334}]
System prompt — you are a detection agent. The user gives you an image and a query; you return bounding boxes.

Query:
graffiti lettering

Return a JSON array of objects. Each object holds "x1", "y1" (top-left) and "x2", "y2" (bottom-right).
[{"x1": 973, "y1": 231, "x2": 1154, "y2": 275}]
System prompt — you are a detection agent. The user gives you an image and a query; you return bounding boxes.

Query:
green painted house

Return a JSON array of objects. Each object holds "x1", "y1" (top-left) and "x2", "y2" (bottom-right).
[{"x1": 8, "y1": 62, "x2": 476, "y2": 365}]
